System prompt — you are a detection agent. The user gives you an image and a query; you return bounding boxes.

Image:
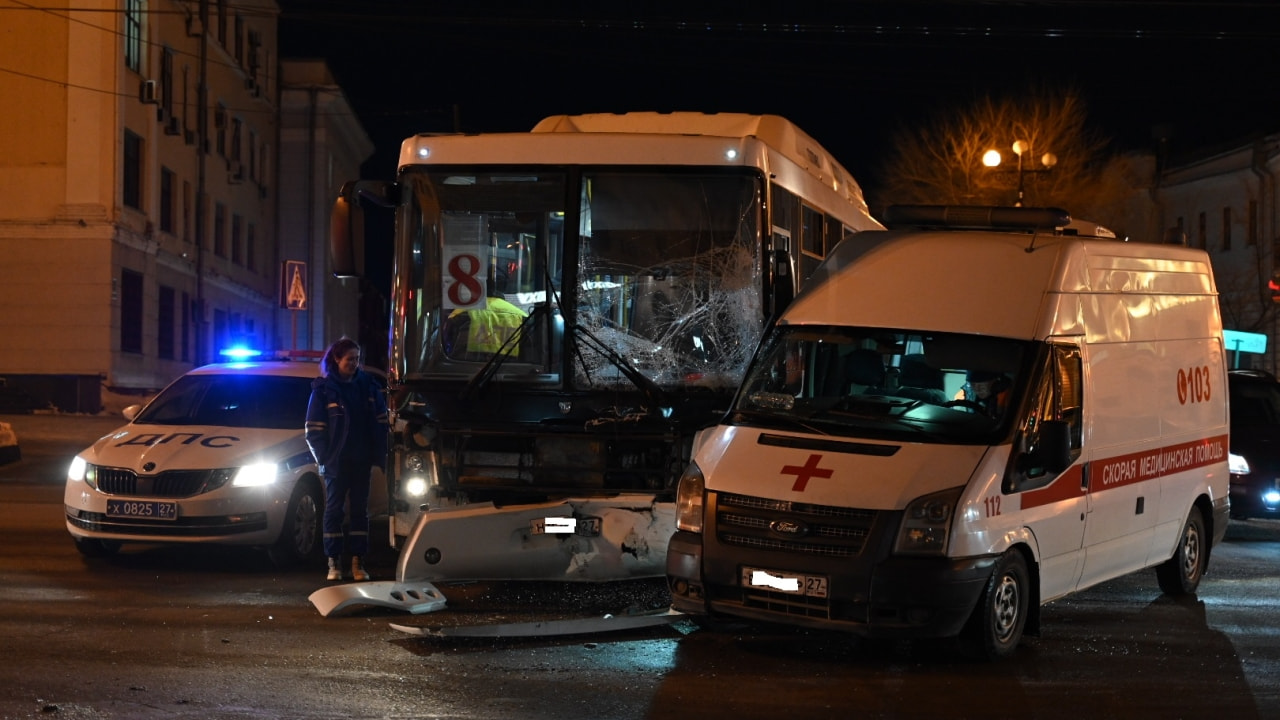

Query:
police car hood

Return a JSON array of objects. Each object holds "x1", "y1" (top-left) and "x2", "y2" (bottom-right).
[
  {"x1": 80, "y1": 423, "x2": 308, "y2": 471},
  {"x1": 696, "y1": 425, "x2": 989, "y2": 509}
]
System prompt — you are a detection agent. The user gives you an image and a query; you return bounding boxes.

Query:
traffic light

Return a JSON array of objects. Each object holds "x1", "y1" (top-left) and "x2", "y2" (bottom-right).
[{"x1": 1271, "y1": 272, "x2": 1280, "y2": 303}]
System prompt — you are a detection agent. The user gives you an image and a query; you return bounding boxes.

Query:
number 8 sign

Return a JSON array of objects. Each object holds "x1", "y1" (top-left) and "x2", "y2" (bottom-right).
[{"x1": 443, "y1": 250, "x2": 488, "y2": 311}]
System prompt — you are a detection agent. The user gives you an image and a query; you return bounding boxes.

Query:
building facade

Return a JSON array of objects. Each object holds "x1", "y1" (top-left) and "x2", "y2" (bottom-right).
[
  {"x1": 0, "y1": 1, "x2": 370, "y2": 413},
  {"x1": 1157, "y1": 135, "x2": 1280, "y2": 372}
]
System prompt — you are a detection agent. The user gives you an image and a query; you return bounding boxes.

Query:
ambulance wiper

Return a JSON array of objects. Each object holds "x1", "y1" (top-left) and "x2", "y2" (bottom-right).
[{"x1": 731, "y1": 408, "x2": 830, "y2": 436}]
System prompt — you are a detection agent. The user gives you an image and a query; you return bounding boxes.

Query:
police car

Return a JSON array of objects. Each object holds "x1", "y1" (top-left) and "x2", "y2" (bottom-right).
[{"x1": 64, "y1": 353, "x2": 336, "y2": 565}]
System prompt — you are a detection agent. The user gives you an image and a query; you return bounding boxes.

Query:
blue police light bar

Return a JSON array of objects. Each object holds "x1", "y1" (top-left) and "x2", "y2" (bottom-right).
[{"x1": 219, "y1": 347, "x2": 264, "y2": 360}]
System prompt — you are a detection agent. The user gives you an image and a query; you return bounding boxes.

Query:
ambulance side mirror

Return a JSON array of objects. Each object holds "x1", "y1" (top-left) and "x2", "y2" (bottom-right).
[{"x1": 1029, "y1": 420, "x2": 1073, "y2": 476}]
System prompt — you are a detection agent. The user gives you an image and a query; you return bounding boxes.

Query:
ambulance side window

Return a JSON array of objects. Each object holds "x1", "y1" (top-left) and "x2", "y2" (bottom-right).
[{"x1": 1006, "y1": 343, "x2": 1083, "y2": 492}]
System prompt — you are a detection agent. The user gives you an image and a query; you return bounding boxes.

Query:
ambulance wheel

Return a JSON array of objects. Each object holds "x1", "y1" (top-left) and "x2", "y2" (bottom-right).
[
  {"x1": 1157, "y1": 506, "x2": 1206, "y2": 596},
  {"x1": 960, "y1": 549, "x2": 1029, "y2": 660},
  {"x1": 73, "y1": 537, "x2": 121, "y2": 557},
  {"x1": 269, "y1": 477, "x2": 323, "y2": 567}
]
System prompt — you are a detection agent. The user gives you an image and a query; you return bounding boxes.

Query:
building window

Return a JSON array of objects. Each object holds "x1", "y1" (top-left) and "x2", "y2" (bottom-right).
[
  {"x1": 234, "y1": 14, "x2": 244, "y2": 65},
  {"x1": 216, "y1": 0, "x2": 228, "y2": 47},
  {"x1": 123, "y1": 130, "x2": 143, "y2": 210},
  {"x1": 214, "y1": 203, "x2": 226, "y2": 257},
  {"x1": 231, "y1": 214, "x2": 242, "y2": 265},
  {"x1": 124, "y1": 0, "x2": 143, "y2": 72},
  {"x1": 120, "y1": 269, "x2": 144, "y2": 354},
  {"x1": 247, "y1": 223, "x2": 257, "y2": 272},
  {"x1": 181, "y1": 291, "x2": 191, "y2": 362},
  {"x1": 1223, "y1": 207, "x2": 1232, "y2": 251},
  {"x1": 231, "y1": 118, "x2": 243, "y2": 166},
  {"x1": 161, "y1": 48, "x2": 175, "y2": 120},
  {"x1": 1249, "y1": 200, "x2": 1259, "y2": 246},
  {"x1": 215, "y1": 104, "x2": 227, "y2": 157},
  {"x1": 158, "y1": 285, "x2": 176, "y2": 360},
  {"x1": 1198, "y1": 212, "x2": 1207, "y2": 250},
  {"x1": 160, "y1": 168, "x2": 175, "y2": 234},
  {"x1": 182, "y1": 180, "x2": 193, "y2": 242}
]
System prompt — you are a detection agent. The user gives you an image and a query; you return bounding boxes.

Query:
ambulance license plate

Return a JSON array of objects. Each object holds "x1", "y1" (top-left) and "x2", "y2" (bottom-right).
[
  {"x1": 106, "y1": 499, "x2": 177, "y2": 521},
  {"x1": 741, "y1": 566, "x2": 828, "y2": 598}
]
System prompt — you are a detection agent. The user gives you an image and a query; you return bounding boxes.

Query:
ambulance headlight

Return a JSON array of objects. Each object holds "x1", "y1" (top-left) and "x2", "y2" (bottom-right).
[
  {"x1": 1229, "y1": 452, "x2": 1250, "y2": 476},
  {"x1": 895, "y1": 487, "x2": 962, "y2": 555},
  {"x1": 675, "y1": 462, "x2": 706, "y2": 533},
  {"x1": 232, "y1": 462, "x2": 281, "y2": 487}
]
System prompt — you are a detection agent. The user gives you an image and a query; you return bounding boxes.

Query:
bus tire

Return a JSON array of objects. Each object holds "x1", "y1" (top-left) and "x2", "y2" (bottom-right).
[
  {"x1": 1157, "y1": 506, "x2": 1206, "y2": 596},
  {"x1": 269, "y1": 477, "x2": 323, "y2": 568},
  {"x1": 960, "y1": 549, "x2": 1029, "y2": 660}
]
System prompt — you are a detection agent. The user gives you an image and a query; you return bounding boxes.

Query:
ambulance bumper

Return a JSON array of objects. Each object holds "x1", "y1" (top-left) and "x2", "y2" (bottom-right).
[{"x1": 667, "y1": 530, "x2": 997, "y2": 639}]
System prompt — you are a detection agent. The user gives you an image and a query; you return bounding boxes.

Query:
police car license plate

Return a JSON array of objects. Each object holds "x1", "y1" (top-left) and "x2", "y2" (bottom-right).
[
  {"x1": 106, "y1": 499, "x2": 177, "y2": 521},
  {"x1": 741, "y1": 566, "x2": 828, "y2": 598}
]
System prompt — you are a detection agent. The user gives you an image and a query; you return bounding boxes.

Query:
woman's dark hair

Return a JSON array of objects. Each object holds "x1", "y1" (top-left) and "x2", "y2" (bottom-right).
[{"x1": 321, "y1": 337, "x2": 361, "y2": 377}]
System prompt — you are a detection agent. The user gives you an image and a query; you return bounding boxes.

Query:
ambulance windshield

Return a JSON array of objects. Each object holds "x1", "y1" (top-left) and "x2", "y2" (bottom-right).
[{"x1": 732, "y1": 327, "x2": 1032, "y2": 442}]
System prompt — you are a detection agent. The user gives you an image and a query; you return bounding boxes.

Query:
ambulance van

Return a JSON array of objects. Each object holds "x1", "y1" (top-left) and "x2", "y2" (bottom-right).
[{"x1": 666, "y1": 205, "x2": 1231, "y2": 659}]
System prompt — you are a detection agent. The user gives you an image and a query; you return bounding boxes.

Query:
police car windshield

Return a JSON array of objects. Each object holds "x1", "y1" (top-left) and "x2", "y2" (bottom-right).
[{"x1": 134, "y1": 374, "x2": 314, "y2": 430}]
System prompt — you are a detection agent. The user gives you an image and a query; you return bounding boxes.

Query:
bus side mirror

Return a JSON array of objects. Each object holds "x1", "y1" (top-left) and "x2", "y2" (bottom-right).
[
  {"x1": 769, "y1": 248, "x2": 794, "y2": 321},
  {"x1": 330, "y1": 180, "x2": 395, "y2": 279}
]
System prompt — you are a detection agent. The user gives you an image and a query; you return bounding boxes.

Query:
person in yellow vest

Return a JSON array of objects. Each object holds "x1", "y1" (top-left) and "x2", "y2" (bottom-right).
[{"x1": 445, "y1": 268, "x2": 527, "y2": 360}]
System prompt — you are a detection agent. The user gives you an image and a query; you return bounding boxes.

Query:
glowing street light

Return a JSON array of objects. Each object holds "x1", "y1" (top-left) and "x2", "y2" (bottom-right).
[{"x1": 984, "y1": 140, "x2": 1058, "y2": 206}]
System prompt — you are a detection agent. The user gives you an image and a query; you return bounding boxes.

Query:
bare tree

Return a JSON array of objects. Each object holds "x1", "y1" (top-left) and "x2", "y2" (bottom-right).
[{"x1": 872, "y1": 87, "x2": 1114, "y2": 217}]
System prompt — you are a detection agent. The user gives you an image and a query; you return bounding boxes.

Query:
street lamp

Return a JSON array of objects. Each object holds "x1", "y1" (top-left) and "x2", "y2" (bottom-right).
[{"x1": 983, "y1": 140, "x2": 1058, "y2": 206}]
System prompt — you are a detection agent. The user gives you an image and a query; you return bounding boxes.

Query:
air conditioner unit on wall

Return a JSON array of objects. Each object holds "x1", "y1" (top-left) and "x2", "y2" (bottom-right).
[
  {"x1": 139, "y1": 79, "x2": 159, "y2": 105},
  {"x1": 164, "y1": 117, "x2": 181, "y2": 136},
  {"x1": 184, "y1": 129, "x2": 197, "y2": 146}
]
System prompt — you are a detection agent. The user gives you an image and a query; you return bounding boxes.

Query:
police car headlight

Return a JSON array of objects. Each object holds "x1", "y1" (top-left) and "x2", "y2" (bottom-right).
[
  {"x1": 232, "y1": 462, "x2": 281, "y2": 487},
  {"x1": 68, "y1": 457, "x2": 95, "y2": 488},
  {"x1": 675, "y1": 462, "x2": 706, "y2": 533},
  {"x1": 895, "y1": 487, "x2": 962, "y2": 555},
  {"x1": 1229, "y1": 452, "x2": 1250, "y2": 476}
]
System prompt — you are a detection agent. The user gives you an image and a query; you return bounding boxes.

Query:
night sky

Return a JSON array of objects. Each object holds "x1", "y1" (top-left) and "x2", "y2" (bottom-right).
[{"x1": 275, "y1": 1, "x2": 1280, "y2": 197}]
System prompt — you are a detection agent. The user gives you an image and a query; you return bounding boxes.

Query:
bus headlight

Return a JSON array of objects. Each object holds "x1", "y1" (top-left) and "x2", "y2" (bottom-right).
[
  {"x1": 400, "y1": 451, "x2": 436, "y2": 498},
  {"x1": 232, "y1": 462, "x2": 280, "y2": 487},
  {"x1": 675, "y1": 462, "x2": 706, "y2": 533},
  {"x1": 895, "y1": 487, "x2": 962, "y2": 555}
]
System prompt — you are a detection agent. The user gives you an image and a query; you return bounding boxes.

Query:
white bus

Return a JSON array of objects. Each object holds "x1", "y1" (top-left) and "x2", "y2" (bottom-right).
[{"x1": 331, "y1": 112, "x2": 883, "y2": 584}]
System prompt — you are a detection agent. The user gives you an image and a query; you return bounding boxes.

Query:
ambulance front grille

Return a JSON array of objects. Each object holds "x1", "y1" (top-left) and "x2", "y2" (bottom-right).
[
  {"x1": 715, "y1": 492, "x2": 876, "y2": 557},
  {"x1": 94, "y1": 466, "x2": 234, "y2": 497}
]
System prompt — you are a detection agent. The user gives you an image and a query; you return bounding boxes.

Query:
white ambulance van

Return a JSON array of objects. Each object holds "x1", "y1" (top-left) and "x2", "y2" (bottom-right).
[{"x1": 666, "y1": 205, "x2": 1231, "y2": 659}]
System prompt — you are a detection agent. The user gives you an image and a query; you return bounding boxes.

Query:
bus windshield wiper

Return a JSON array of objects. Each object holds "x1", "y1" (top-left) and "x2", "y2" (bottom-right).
[
  {"x1": 568, "y1": 322, "x2": 671, "y2": 409},
  {"x1": 460, "y1": 306, "x2": 541, "y2": 400}
]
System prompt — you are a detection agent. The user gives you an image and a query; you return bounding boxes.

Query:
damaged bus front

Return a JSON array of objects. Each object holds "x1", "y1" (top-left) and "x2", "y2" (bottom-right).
[{"x1": 331, "y1": 113, "x2": 882, "y2": 583}]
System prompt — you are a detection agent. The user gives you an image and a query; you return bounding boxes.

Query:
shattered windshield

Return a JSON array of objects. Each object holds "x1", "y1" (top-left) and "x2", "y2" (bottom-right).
[
  {"x1": 732, "y1": 327, "x2": 1033, "y2": 443},
  {"x1": 573, "y1": 172, "x2": 761, "y2": 391},
  {"x1": 393, "y1": 168, "x2": 762, "y2": 393}
]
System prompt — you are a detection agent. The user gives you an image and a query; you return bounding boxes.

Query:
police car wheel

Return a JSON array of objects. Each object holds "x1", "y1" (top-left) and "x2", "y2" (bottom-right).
[
  {"x1": 73, "y1": 537, "x2": 121, "y2": 558},
  {"x1": 1157, "y1": 506, "x2": 1206, "y2": 596},
  {"x1": 960, "y1": 549, "x2": 1029, "y2": 661},
  {"x1": 269, "y1": 477, "x2": 323, "y2": 567}
]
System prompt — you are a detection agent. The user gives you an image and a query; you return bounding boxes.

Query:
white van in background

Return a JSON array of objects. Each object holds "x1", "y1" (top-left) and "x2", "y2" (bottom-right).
[{"x1": 666, "y1": 205, "x2": 1231, "y2": 659}]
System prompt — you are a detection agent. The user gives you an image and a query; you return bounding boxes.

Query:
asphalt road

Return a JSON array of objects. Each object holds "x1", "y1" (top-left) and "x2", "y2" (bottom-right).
[{"x1": 2, "y1": 412, "x2": 1279, "y2": 719}]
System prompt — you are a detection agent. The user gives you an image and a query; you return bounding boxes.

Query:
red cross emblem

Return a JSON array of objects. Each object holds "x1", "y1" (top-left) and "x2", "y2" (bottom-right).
[{"x1": 781, "y1": 453, "x2": 832, "y2": 492}]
